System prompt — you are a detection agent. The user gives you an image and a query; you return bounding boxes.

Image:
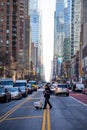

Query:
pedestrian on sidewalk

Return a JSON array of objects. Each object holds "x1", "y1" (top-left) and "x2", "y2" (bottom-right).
[{"x1": 43, "y1": 84, "x2": 52, "y2": 109}]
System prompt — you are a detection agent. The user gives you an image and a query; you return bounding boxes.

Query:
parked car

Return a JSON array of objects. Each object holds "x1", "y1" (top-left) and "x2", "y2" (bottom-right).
[
  {"x1": 14, "y1": 80, "x2": 28, "y2": 97},
  {"x1": 27, "y1": 83, "x2": 33, "y2": 94},
  {"x1": 37, "y1": 83, "x2": 43, "y2": 89},
  {"x1": 0, "y1": 87, "x2": 11, "y2": 102},
  {"x1": 7, "y1": 87, "x2": 22, "y2": 100},
  {"x1": 72, "y1": 83, "x2": 84, "y2": 92},
  {"x1": 19, "y1": 86, "x2": 28, "y2": 97},
  {"x1": 28, "y1": 80, "x2": 38, "y2": 91},
  {"x1": 14, "y1": 80, "x2": 27, "y2": 88},
  {"x1": 50, "y1": 83, "x2": 57, "y2": 94},
  {"x1": 55, "y1": 84, "x2": 69, "y2": 96}
]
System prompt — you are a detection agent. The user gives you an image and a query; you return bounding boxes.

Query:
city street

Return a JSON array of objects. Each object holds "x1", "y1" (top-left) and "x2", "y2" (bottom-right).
[
  {"x1": 0, "y1": 89, "x2": 87, "y2": 130},
  {"x1": 0, "y1": 1, "x2": 87, "y2": 130}
]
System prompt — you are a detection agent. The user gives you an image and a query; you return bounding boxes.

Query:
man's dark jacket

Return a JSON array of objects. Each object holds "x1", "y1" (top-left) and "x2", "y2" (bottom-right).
[{"x1": 44, "y1": 87, "x2": 52, "y2": 99}]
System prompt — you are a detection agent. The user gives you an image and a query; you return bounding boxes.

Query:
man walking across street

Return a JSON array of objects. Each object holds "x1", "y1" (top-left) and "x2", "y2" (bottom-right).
[{"x1": 43, "y1": 84, "x2": 52, "y2": 109}]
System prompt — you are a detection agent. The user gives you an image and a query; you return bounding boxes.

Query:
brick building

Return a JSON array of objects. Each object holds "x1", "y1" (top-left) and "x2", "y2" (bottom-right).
[{"x1": 0, "y1": 0, "x2": 30, "y2": 79}]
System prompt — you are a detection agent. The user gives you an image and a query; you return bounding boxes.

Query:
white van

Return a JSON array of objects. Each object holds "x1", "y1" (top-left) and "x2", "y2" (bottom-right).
[
  {"x1": 0, "y1": 78, "x2": 14, "y2": 88},
  {"x1": 14, "y1": 80, "x2": 28, "y2": 97},
  {"x1": 75, "y1": 83, "x2": 85, "y2": 91},
  {"x1": 14, "y1": 80, "x2": 27, "y2": 87}
]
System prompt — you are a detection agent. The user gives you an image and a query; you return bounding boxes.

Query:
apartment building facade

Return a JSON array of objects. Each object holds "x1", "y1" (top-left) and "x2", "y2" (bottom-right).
[
  {"x1": 0, "y1": 0, "x2": 30, "y2": 80},
  {"x1": 0, "y1": 0, "x2": 17, "y2": 78}
]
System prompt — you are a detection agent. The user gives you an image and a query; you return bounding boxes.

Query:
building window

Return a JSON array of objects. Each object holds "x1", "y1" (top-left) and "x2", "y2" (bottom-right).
[
  {"x1": 6, "y1": 40, "x2": 9, "y2": 43},
  {"x1": 6, "y1": 36, "x2": 9, "y2": 40},
  {"x1": 61, "y1": 35, "x2": 63, "y2": 40},
  {"x1": 0, "y1": 14, "x2": 4, "y2": 16},
  {"x1": 0, "y1": 18, "x2": 4, "y2": 22},
  {"x1": 6, "y1": 30, "x2": 9, "y2": 33},
  {"x1": 0, "y1": 2, "x2": 4, "y2": 6},
  {"x1": 0, "y1": 40, "x2": 3, "y2": 43},
  {"x1": 0, "y1": 34, "x2": 2, "y2": 38},
  {"x1": 7, "y1": 16, "x2": 9, "y2": 20},
  {"x1": 7, "y1": 1, "x2": 10, "y2": 5},
  {"x1": 1, "y1": 8, "x2": 4, "y2": 11},
  {"x1": 6, "y1": 50, "x2": 9, "y2": 54},
  {"x1": 0, "y1": 29, "x2": 3, "y2": 32},
  {"x1": 6, "y1": 20, "x2": 9, "y2": 24},
  {"x1": 7, "y1": 26, "x2": 9, "y2": 29}
]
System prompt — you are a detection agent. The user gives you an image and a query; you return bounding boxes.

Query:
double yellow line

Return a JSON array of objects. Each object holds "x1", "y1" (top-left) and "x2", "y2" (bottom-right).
[
  {"x1": 0, "y1": 93, "x2": 37, "y2": 123},
  {"x1": 42, "y1": 108, "x2": 51, "y2": 130}
]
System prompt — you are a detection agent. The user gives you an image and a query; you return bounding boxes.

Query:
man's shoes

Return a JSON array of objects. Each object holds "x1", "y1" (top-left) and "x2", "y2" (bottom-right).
[{"x1": 50, "y1": 106, "x2": 52, "y2": 109}]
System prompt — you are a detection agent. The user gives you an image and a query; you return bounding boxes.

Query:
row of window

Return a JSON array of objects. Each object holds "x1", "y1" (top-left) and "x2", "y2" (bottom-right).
[{"x1": 0, "y1": 1, "x2": 10, "y2": 5}]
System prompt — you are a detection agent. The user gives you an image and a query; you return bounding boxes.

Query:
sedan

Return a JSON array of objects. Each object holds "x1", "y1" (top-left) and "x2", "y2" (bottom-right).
[
  {"x1": 7, "y1": 87, "x2": 22, "y2": 100},
  {"x1": 19, "y1": 86, "x2": 28, "y2": 97},
  {"x1": 50, "y1": 84, "x2": 57, "y2": 94},
  {"x1": 37, "y1": 83, "x2": 43, "y2": 89},
  {"x1": 55, "y1": 84, "x2": 69, "y2": 96},
  {"x1": 27, "y1": 83, "x2": 33, "y2": 94},
  {"x1": 0, "y1": 87, "x2": 11, "y2": 102}
]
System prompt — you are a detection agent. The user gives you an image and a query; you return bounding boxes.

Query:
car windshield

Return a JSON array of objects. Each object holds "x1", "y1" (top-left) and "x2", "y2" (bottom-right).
[
  {"x1": 28, "y1": 81, "x2": 36, "y2": 85},
  {"x1": 20, "y1": 86, "x2": 25, "y2": 90},
  {"x1": 8, "y1": 87, "x2": 18, "y2": 92},
  {"x1": 58, "y1": 84, "x2": 68, "y2": 88},
  {"x1": 0, "y1": 81, "x2": 13, "y2": 85},
  {"x1": 27, "y1": 84, "x2": 31, "y2": 87},
  {"x1": 14, "y1": 83, "x2": 26, "y2": 87},
  {"x1": 52, "y1": 84, "x2": 57, "y2": 87},
  {"x1": 0, "y1": 87, "x2": 4, "y2": 93}
]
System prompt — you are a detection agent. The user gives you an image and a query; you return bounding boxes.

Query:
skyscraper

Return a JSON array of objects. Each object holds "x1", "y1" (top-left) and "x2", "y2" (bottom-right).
[
  {"x1": 74, "y1": 0, "x2": 81, "y2": 55},
  {"x1": 70, "y1": 0, "x2": 74, "y2": 57},
  {"x1": 53, "y1": 0, "x2": 65, "y2": 77},
  {"x1": 29, "y1": 0, "x2": 43, "y2": 79},
  {"x1": 54, "y1": 0, "x2": 65, "y2": 57},
  {"x1": 63, "y1": 0, "x2": 71, "y2": 62},
  {"x1": 29, "y1": 0, "x2": 38, "y2": 11}
]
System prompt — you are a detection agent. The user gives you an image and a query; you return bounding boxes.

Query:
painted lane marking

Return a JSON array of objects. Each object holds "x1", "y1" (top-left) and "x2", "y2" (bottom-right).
[
  {"x1": 6, "y1": 115, "x2": 42, "y2": 121},
  {"x1": 0, "y1": 93, "x2": 37, "y2": 123},
  {"x1": 42, "y1": 106, "x2": 51, "y2": 130},
  {"x1": 42, "y1": 109, "x2": 46, "y2": 130},
  {"x1": 47, "y1": 108, "x2": 51, "y2": 130}
]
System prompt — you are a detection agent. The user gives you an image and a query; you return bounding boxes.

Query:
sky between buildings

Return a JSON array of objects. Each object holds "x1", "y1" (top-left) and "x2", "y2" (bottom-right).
[{"x1": 39, "y1": 0, "x2": 56, "y2": 81}]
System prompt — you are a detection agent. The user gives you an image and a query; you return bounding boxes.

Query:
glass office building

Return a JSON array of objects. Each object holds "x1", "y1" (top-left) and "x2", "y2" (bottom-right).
[
  {"x1": 63, "y1": 0, "x2": 71, "y2": 62},
  {"x1": 54, "y1": 0, "x2": 65, "y2": 57},
  {"x1": 29, "y1": 0, "x2": 40, "y2": 46}
]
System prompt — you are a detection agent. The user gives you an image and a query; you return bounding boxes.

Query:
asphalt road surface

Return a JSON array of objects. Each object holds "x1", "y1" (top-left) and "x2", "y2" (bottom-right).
[{"x1": 0, "y1": 89, "x2": 87, "y2": 130}]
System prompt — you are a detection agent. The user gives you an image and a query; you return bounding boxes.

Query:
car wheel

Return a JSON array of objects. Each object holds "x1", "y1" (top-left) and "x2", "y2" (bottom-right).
[
  {"x1": 5, "y1": 96, "x2": 9, "y2": 102},
  {"x1": 55, "y1": 93, "x2": 57, "y2": 96},
  {"x1": 9, "y1": 95, "x2": 11, "y2": 102},
  {"x1": 25, "y1": 93, "x2": 28, "y2": 97}
]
